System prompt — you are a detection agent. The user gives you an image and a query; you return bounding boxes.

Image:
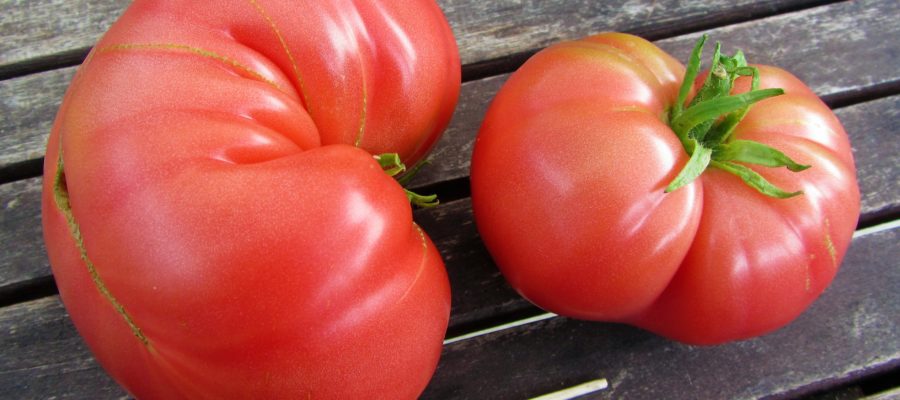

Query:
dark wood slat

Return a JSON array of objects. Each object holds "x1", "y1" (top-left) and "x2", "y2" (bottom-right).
[
  {"x1": 422, "y1": 225, "x2": 900, "y2": 400},
  {"x1": 0, "y1": 0, "x2": 128, "y2": 76},
  {"x1": 413, "y1": 198, "x2": 530, "y2": 336},
  {"x1": 652, "y1": 0, "x2": 900, "y2": 104},
  {"x1": 0, "y1": 178, "x2": 47, "y2": 290},
  {"x1": 0, "y1": 296, "x2": 126, "y2": 399},
  {"x1": 444, "y1": 0, "x2": 830, "y2": 69},
  {"x1": 0, "y1": 68, "x2": 72, "y2": 173},
  {"x1": 838, "y1": 96, "x2": 900, "y2": 225},
  {"x1": 0, "y1": 0, "x2": 827, "y2": 76},
  {"x1": 405, "y1": 0, "x2": 900, "y2": 190},
  {"x1": 1, "y1": 223, "x2": 895, "y2": 399}
]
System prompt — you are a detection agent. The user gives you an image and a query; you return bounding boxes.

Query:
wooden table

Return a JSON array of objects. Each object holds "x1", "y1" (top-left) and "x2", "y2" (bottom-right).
[{"x1": 1, "y1": 0, "x2": 898, "y2": 398}]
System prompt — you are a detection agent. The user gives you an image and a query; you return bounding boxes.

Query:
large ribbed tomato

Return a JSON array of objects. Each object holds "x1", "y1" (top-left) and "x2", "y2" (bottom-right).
[
  {"x1": 41, "y1": 1, "x2": 459, "y2": 398},
  {"x1": 470, "y1": 32, "x2": 859, "y2": 344}
]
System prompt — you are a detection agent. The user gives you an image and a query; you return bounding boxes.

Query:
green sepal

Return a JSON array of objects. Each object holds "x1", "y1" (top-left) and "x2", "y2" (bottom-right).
[
  {"x1": 702, "y1": 65, "x2": 761, "y2": 144},
  {"x1": 374, "y1": 153, "x2": 406, "y2": 177},
  {"x1": 375, "y1": 153, "x2": 439, "y2": 208},
  {"x1": 666, "y1": 140, "x2": 713, "y2": 193},
  {"x1": 672, "y1": 34, "x2": 708, "y2": 122},
  {"x1": 714, "y1": 140, "x2": 811, "y2": 172},
  {"x1": 670, "y1": 88, "x2": 784, "y2": 143},
  {"x1": 406, "y1": 190, "x2": 439, "y2": 208},
  {"x1": 711, "y1": 160, "x2": 803, "y2": 198}
]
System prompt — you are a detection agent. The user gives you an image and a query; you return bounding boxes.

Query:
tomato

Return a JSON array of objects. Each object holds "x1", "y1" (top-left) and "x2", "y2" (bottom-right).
[
  {"x1": 41, "y1": 0, "x2": 459, "y2": 398},
  {"x1": 470, "y1": 32, "x2": 859, "y2": 345}
]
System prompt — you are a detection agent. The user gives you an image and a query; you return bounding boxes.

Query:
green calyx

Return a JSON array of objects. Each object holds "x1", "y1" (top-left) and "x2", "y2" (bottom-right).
[
  {"x1": 666, "y1": 35, "x2": 809, "y2": 198},
  {"x1": 375, "y1": 153, "x2": 439, "y2": 208}
]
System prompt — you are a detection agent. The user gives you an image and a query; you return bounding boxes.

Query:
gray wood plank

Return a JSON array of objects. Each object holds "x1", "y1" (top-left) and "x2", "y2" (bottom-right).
[
  {"x1": 0, "y1": 296, "x2": 126, "y2": 399},
  {"x1": 652, "y1": 0, "x2": 900, "y2": 104},
  {"x1": 405, "y1": 0, "x2": 900, "y2": 190},
  {"x1": 840, "y1": 96, "x2": 900, "y2": 224},
  {"x1": 0, "y1": 177, "x2": 47, "y2": 290},
  {"x1": 0, "y1": 67, "x2": 72, "y2": 169},
  {"x1": 422, "y1": 225, "x2": 900, "y2": 400},
  {"x1": 443, "y1": 0, "x2": 827, "y2": 67},
  {"x1": 0, "y1": 0, "x2": 824, "y2": 75},
  {"x1": 0, "y1": 0, "x2": 129, "y2": 73}
]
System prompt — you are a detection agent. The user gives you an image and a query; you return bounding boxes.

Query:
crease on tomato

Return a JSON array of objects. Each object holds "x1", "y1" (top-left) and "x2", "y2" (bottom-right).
[
  {"x1": 97, "y1": 43, "x2": 282, "y2": 91},
  {"x1": 395, "y1": 223, "x2": 430, "y2": 304},
  {"x1": 52, "y1": 148, "x2": 152, "y2": 350},
  {"x1": 246, "y1": 0, "x2": 311, "y2": 111},
  {"x1": 353, "y1": 55, "x2": 369, "y2": 149}
]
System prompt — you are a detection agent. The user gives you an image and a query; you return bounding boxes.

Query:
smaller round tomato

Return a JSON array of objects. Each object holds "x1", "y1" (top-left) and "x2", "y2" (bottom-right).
[{"x1": 470, "y1": 32, "x2": 859, "y2": 345}]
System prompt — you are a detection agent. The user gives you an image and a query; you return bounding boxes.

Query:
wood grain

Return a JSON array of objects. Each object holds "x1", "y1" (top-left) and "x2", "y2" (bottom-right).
[
  {"x1": 0, "y1": 178, "x2": 47, "y2": 290},
  {"x1": 0, "y1": 68, "x2": 72, "y2": 169},
  {"x1": 0, "y1": 296, "x2": 127, "y2": 399},
  {"x1": 0, "y1": 0, "x2": 128, "y2": 76},
  {"x1": 0, "y1": 0, "x2": 827, "y2": 76}
]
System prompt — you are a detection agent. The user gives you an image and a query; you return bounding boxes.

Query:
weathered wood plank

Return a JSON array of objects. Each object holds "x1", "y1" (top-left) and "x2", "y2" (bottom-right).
[
  {"x1": 0, "y1": 0, "x2": 128, "y2": 76},
  {"x1": 1, "y1": 222, "x2": 895, "y2": 399},
  {"x1": 0, "y1": 177, "x2": 47, "y2": 290},
  {"x1": 406, "y1": 0, "x2": 900, "y2": 190},
  {"x1": 422, "y1": 225, "x2": 900, "y2": 400},
  {"x1": 0, "y1": 68, "x2": 72, "y2": 170},
  {"x1": 0, "y1": 296, "x2": 126, "y2": 399},
  {"x1": 0, "y1": 0, "x2": 826, "y2": 76},
  {"x1": 443, "y1": 0, "x2": 828, "y2": 68},
  {"x1": 652, "y1": 0, "x2": 900, "y2": 103},
  {"x1": 842, "y1": 96, "x2": 900, "y2": 225}
]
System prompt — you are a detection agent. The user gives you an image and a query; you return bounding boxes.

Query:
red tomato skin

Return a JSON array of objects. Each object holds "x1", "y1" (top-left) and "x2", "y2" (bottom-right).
[
  {"x1": 632, "y1": 66, "x2": 860, "y2": 344},
  {"x1": 471, "y1": 33, "x2": 859, "y2": 344},
  {"x1": 41, "y1": 0, "x2": 458, "y2": 398}
]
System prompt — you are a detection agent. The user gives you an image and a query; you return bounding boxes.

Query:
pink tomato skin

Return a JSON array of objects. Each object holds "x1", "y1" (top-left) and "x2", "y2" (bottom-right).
[{"x1": 42, "y1": 1, "x2": 460, "y2": 398}]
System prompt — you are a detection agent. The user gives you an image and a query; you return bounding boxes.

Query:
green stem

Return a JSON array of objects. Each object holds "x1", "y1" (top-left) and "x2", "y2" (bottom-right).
[{"x1": 375, "y1": 153, "x2": 439, "y2": 208}]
